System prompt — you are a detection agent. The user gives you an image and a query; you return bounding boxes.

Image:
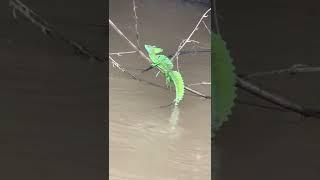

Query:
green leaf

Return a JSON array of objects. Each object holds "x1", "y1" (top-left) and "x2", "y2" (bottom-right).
[{"x1": 212, "y1": 33, "x2": 237, "y2": 135}]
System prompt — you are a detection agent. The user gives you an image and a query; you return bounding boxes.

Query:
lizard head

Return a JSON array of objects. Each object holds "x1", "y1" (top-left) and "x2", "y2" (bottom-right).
[{"x1": 144, "y1": 44, "x2": 163, "y2": 54}]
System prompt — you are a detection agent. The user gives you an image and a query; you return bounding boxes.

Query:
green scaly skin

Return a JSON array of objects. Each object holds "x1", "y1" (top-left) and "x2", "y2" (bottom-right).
[
  {"x1": 168, "y1": 71, "x2": 184, "y2": 105},
  {"x1": 144, "y1": 44, "x2": 185, "y2": 105}
]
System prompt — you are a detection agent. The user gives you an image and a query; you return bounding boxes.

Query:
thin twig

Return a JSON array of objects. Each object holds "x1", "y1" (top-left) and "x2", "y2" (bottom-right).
[
  {"x1": 109, "y1": 57, "x2": 197, "y2": 97},
  {"x1": 174, "y1": 39, "x2": 199, "y2": 71},
  {"x1": 170, "y1": 8, "x2": 211, "y2": 61},
  {"x1": 141, "y1": 48, "x2": 211, "y2": 73},
  {"x1": 236, "y1": 99, "x2": 291, "y2": 113},
  {"x1": 202, "y1": 21, "x2": 211, "y2": 35},
  {"x1": 241, "y1": 64, "x2": 320, "y2": 78},
  {"x1": 109, "y1": 19, "x2": 151, "y2": 63},
  {"x1": 109, "y1": 50, "x2": 137, "y2": 56},
  {"x1": 236, "y1": 76, "x2": 320, "y2": 118},
  {"x1": 213, "y1": 0, "x2": 220, "y2": 33},
  {"x1": 170, "y1": 49, "x2": 211, "y2": 57},
  {"x1": 188, "y1": 81, "x2": 211, "y2": 86},
  {"x1": 176, "y1": 55, "x2": 180, "y2": 72},
  {"x1": 9, "y1": 0, "x2": 105, "y2": 62},
  {"x1": 132, "y1": 0, "x2": 141, "y2": 49},
  {"x1": 185, "y1": 86, "x2": 210, "y2": 99},
  {"x1": 109, "y1": 56, "x2": 137, "y2": 79}
]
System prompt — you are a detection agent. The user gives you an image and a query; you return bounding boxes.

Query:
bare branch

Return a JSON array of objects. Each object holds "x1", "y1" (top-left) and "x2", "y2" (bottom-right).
[
  {"x1": 109, "y1": 56, "x2": 209, "y2": 99},
  {"x1": 202, "y1": 21, "x2": 211, "y2": 35},
  {"x1": 213, "y1": 0, "x2": 219, "y2": 33},
  {"x1": 241, "y1": 64, "x2": 320, "y2": 78},
  {"x1": 132, "y1": 0, "x2": 141, "y2": 49},
  {"x1": 187, "y1": 39, "x2": 200, "y2": 44},
  {"x1": 236, "y1": 76, "x2": 320, "y2": 118},
  {"x1": 185, "y1": 86, "x2": 210, "y2": 99},
  {"x1": 174, "y1": 39, "x2": 199, "y2": 71},
  {"x1": 9, "y1": 0, "x2": 104, "y2": 62},
  {"x1": 188, "y1": 81, "x2": 211, "y2": 86},
  {"x1": 109, "y1": 50, "x2": 137, "y2": 56},
  {"x1": 109, "y1": 19, "x2": 152, "y2": 63},
  {"x1": 108, "y1": 56, "x2": 138, "y2": 79},
  {"x1": 170, "y1": 8, "x2": 211, "y2": 61},
  {"x1": 141, "y1": 48, "x2": 211, "y2": 73},
  {"x1": 109, "y1": 19, "x2": 211, "y2": 99},
  {"x1": 176, "y1": 55, "x2": 180, "y2": 72}
]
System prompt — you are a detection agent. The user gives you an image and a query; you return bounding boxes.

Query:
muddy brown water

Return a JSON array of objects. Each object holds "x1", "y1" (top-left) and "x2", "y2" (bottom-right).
[{"x1": 109, "y1": 0, "x2": 211, "y2": 179}]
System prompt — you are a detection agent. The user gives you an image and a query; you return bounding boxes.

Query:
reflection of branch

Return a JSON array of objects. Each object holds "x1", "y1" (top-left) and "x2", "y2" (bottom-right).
[
  {"x1": 170, "y1": 8, "x2": 211, "y2": 61},
  {"x1": 109, "y1": 19, "x2": 211, "y2": 99},
  {"x1": 241, "y1": 64, "x2": 320, "y2": 78},
  {"x1": 236, "y1": 76, "x2": 320, "y2": 118},
  {"x1": 9, "y1": 0, "x2": 105, "y2": 62}
]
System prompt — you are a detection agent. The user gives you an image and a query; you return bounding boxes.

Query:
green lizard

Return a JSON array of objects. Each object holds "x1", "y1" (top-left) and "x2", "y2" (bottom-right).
[{"x1": 144, "y1": 44, "x2": 185, "y2": 105}]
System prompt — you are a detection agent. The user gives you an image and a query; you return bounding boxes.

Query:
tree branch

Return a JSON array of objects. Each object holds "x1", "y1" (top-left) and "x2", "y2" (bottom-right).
[
  {"x1": 109, "y1": 56, "x2": 137, "y2": 79},
  {"x1": 141, "y1": 49, "x2": 211, "y2": 73},
  {"x1": 240, "y1": 64, "x2": 320, "y2": 78},
  {"x1": 17, "y1": 0, "x2": 316, "y2": 119},
  {"x1": 202, "y1": 21, "x2": 211, "y2": 35},
  {"x1": 188, "y1": 81, "x2": 211, "y2": 86},
  {"x1": 109, "y1": 19, "x2": 211, "y2": 99},
  {"x1": 170, "y1": 8, "x2": 211, "y2": 61},
  {"x1": 109, "y1": 50, "x2": 137, "y2": 56},
  {"x1": 132, "y1": 0, "x2": 141, "y2": 49},
  {"x1": 9, "y1": 0, "x2": 105, "y2": 62},
  {"x1": 236, "y1": 76, "x2": 320, "y2": 118},
  {"x1": 109, "y1": 19, "x2": 152, "y2": 63},
  {"x1": 213, "y1": 0, "x2": 220, "y2": 33}
]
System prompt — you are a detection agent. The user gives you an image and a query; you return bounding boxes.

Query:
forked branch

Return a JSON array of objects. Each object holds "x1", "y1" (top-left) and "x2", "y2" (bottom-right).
[
  {"x1": 109, "y1": 19, "x2": 211, "y2": 99},
  {"x1": 170, "y1": 8, "x2": 211, "y2": 62}
]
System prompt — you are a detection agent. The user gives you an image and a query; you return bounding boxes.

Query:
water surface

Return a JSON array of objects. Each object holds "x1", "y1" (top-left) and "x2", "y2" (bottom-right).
[{"x1": 109, "y1": 0, "x2": 211, "y2": 179}]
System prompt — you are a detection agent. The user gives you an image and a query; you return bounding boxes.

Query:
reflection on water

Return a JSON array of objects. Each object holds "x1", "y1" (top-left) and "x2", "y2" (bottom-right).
[
  {"x1": 109, "y1": 0, "x2": 210, "y2": 179},
  {"x1": 169, "y1": 105, "x2": 180, "y2": 131}
]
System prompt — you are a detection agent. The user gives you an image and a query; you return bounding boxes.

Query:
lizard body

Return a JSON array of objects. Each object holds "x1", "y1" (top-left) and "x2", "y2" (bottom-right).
[{"x1": 144, "y1": 44, "x2": 185, "y2": 105}]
